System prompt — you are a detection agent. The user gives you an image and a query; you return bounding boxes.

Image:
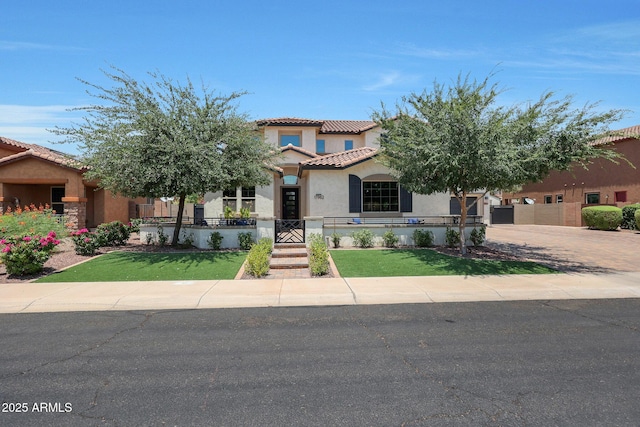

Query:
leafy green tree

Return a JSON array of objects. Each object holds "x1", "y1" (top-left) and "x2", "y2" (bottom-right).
[
  {"x1": 374, "y1": 73, "x2": 625, "y2": 253},
  {"x1": 53, "y1": 67, "x2": 278, "y2": 245}
]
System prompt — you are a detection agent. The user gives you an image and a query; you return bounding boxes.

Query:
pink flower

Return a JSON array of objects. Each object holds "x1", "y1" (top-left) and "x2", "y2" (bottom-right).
[
  {"x1": 84, "y1": 238, "x2": 91, "y2": 243},
  {"x1": 2, "y1": 245, "x2": 11, "y2": 253},
  {"x1": 48, "y1": 231, "x2": 57, "y2": 238},
  {"x1": 23, "y1": 236, "x2": 32, "y2": 242},
  {"x1": 0, "y1": 239, "x2": 5, "y2": 245}
]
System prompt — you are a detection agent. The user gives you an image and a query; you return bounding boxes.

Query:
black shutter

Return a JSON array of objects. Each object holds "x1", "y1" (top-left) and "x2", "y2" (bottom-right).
[
  {"x1": 349, "y1": 174, "x2": 361, "y2": 213},
  {"x1": 399, "y1": 185, "x2": 412, "y2": 212}
]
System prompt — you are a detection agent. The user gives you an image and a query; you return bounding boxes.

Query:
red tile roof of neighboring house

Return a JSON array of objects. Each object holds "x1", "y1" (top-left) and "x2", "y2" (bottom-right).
[
  {"x1": 592, "y1": 124, "x2": 640, "y2": 146},
  {"x1": 257, "y1": 117, "x2": 378, "y2": 135},
  {"x1": 300, "y1": 146, "x2": 378, "y2": 169},
  {"x1": 0, "y1": 136, "x2": 85, "y2": 171}
]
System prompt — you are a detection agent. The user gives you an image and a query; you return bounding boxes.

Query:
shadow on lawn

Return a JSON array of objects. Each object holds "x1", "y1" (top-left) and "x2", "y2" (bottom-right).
[{"x1": 105, "y1": 251, "x2": 242, "y2": 267}]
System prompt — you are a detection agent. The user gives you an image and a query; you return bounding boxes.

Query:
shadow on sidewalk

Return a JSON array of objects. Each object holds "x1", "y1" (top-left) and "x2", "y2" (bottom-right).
[{"x1": 486, "y1": 241, "x2": 614, "y2": 274}]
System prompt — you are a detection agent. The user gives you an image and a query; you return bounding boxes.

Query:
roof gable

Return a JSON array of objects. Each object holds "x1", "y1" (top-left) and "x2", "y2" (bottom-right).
[
  {"x1": 257, "y1": 117, "x2": 377, "y2": 135},
  {"x1": 300, "y1": 146, "x2": 378, "y2": 170},
  {"x1": 0, "y1": 137, "x2": 84, "y2": 171}
]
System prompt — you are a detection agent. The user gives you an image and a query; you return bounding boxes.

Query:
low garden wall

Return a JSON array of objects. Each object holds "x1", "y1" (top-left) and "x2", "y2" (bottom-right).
[
  {"x1": 140, "y1": 216, "x2": 484, "y2": 249},
  {"x1": 321, "y1": 224, "x2": 479, "y2": 248}
]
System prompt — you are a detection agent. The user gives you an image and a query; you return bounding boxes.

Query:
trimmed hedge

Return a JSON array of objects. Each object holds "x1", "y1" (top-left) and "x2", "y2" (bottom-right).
[
  {"x1": 621, "y1": 203, "x2": 640, "y2": 230},
  {"x1": 308, "y1": 233, "x2": 330, "y2": 276},
  {"x1": 581, "y1": 206, "x2": 622, "y2": 231},
  {"x1": 245, "y1": 238, "x2": 273, "y2": 278}
]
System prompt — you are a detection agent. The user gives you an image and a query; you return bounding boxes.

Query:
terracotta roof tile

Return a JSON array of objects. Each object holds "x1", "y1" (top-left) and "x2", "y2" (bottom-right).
[
  {"x1": 320, "y1": 120, "x2": 377, "y2": 134},
  {"x1": 592, "y1": 124, "x2": 640, "y2": 145},
  {"x1": 280, "y1": 144, "x2": 319, "y2": 158},
  {"x1": 256, "y1": 117, "x2": 377, "y2": 135},
  {"x1": 300, "y1": 147, "x2": 378, "y2": 169},
  {"x1": 0, "y1": 136, "x2": 84, "y2": 170}
]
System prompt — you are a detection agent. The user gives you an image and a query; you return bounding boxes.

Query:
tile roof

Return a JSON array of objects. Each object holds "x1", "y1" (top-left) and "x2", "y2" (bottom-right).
[
  {"x1": 280, "y1": 143, "x2": 319, "y2": 158},
  {"x1": 300, "y1": 146, "x2": 378, "y2": 169},
  {"x1": 0, "y1": 136, "x2": 84, "y2": 170},
  {"x1": 591, "y1": 124, "x2": 640, "y2": 146},
  {"x1": 256, "y1": 117, "x2": 377, "y2": 135}
]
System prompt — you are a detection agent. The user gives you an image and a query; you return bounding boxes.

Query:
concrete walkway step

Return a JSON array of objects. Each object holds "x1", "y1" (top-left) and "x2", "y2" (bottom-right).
[
  {"x1": 270, "y1": 257, "x2": 310, "y2": 269},
  {"x1": 272, "y1": 247, "x2": 308, "y2": 258}
]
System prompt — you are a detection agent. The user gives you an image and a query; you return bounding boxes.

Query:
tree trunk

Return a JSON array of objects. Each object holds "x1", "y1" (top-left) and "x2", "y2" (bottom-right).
[
  {"x1": 458, "y1": 193, "x2": 467, "y2": 255},
  {"x1": 171, "y1": 194, "x2": 186, "y2": 246}
]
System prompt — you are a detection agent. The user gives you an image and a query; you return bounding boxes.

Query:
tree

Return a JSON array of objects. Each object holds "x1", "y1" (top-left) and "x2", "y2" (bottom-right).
[
  {"x1": 52, "y1": 67, "x2": 278, "y2": 245},
  {"x1": 373, "y1": 73, "x2": 625, "y2": 254}
]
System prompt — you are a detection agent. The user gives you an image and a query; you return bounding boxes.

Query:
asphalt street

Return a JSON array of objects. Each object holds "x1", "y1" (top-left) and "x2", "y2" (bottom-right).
[{"x1": 2, "y1": 299, "x2": 640, "y2": 426}]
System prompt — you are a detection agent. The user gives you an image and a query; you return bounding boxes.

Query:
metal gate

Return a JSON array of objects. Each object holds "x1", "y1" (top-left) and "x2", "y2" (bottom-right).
[
  {"x1": 491, "y1": 205, "x2": 514, "y2": 224},
  {"x1": 275, "y1": 219, "x2": 305, "y2": 244}
]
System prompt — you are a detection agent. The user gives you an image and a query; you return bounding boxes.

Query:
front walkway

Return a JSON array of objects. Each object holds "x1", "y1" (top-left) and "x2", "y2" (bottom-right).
[{"x1": 486, "y1": 224, "x2": 640, "y2": 273}]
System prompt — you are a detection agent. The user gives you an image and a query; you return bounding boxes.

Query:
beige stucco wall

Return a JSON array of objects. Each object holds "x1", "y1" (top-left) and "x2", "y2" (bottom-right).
[
  {"x1": 305, "y1": 160, "x2": 450, "y2": 218},
  {"x1": 263, "y1": 126, "x2": 374, "y2": 154},
  {"x1": 203, "y1": 181, "x2": 274, "y2": 219}
]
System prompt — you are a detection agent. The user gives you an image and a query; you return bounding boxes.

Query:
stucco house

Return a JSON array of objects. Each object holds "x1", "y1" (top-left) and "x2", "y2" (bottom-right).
[
  {"x1": 203, "y1": 117, "x2": 451, "y2": 222},
  {"x1": 501, "y1": 124, "x2": 640, "y2": 226},
  {"x1": 0, "y1": 136, "x2": 143, "y2": 229}
]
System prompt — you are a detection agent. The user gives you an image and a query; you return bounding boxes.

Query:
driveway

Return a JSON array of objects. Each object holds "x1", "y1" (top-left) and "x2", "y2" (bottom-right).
[{"x1": 486, "y1": 224, "x2": 640, "y2": 273}]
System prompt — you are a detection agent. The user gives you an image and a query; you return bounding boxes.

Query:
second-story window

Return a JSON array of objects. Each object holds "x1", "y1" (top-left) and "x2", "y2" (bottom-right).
[
  {"x1": 280, "y1": 134, "x2": 301, "y2": 147},
  {"x1": 344, "y1": 140, "x2": 353, "y2": 150},
  {"x1": 316, "y1": 139, "x2": 325, "y2": 153}
]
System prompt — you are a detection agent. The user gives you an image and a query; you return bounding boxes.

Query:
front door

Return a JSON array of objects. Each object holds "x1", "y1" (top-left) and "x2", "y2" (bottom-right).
[{"x1": 281, "y1": 188, "x2": 299, "y2": 219}]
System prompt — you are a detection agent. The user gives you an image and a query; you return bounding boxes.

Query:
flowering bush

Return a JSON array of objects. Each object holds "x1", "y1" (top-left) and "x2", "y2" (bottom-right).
[
  {"x1": 71, "y1": 228, "x2": 100, "y2": 256},
  {"x1": 95, "y1": 221, "x2": 131, "y2": 246},
  {"x1": 0, "y1": 204, "x2": 67, "y2": 238},
  {"x1": 0, "y1": 232, "x2": 60, "y2": 276}
]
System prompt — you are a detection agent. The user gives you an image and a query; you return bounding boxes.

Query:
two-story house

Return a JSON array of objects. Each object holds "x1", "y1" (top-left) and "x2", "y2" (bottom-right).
[{"x1": 203, "y1": 117, "x2": 450, "y2": 220}]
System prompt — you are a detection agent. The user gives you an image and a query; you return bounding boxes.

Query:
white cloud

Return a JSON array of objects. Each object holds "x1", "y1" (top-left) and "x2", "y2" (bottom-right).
[
  {"x1": 397, "y1": 43, "x2": 483, "y2": 59},
  {"x1": 362, "y1": 71, "x2": 421, "y2": 92},
  {"x1": 0, "y1": 40, "x2": 86, "y2": 51}
]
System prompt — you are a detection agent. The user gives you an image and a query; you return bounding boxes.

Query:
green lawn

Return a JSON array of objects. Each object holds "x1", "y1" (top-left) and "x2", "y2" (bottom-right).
[
  {"x1": 36, "y1": 251, "x2": 246, "y2": 282},
  {"x1": 330, "y1": 249, "x2": 557, "y2": 277}
]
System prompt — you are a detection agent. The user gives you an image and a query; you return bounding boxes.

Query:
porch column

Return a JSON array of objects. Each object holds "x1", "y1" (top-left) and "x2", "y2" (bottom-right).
[{"x1": 62, "y1": 197, "x2": 88, "y2": 230}]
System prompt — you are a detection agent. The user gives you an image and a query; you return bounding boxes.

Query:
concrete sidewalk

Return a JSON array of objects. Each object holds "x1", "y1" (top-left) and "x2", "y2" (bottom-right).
[{"x1": 1, "y1": 272, "x2": 639, "y2": 313}]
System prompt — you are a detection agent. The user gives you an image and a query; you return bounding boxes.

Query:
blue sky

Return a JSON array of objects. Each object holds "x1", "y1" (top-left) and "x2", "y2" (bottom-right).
[{"x1": 2, "y1": 0, "x2": 640, "y2": 154}]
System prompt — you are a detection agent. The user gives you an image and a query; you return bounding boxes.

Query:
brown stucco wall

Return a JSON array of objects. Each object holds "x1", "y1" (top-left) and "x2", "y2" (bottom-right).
[{"x1": 504, "y1": 139, "x2": 640, "y2": 209}]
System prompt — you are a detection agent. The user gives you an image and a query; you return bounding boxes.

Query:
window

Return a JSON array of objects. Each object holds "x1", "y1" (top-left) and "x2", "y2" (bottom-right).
[
  {"x1": 280, "y1": 134, "x2": 301, "y2": 147},
  {"x1": 362, "y1": 181, "x2": 399, "y2": 212},
  {"x1": 615, "y1": 191, "x2": 627, "y2": 203},
  {"x1": 241, "y1": 186, "x2": 256, "y2": 211},
  {"x1": 222, "y1": 188, "x2": 237, "y2": 211},
  {"x1": 283, "y1": 175, "x2": 298, "y2": 185},
  {"x1": 316, "y1": 139, "x2": 325, "y2": 154},
  {"x1": 544, "y1": 195, "x2": 552, "y2": 204},
  {"x1": 556, "y1": 194, "x2": 563, "y2": 203},
  {"x1": 344, "y1": 140, "x2": 353, "y2": 150},
  {"x1": 585, "y1": 193, "x2": 600, "y2": 204}
]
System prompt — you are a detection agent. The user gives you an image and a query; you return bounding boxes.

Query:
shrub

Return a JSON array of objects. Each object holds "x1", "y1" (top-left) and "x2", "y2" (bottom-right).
[
  {"x1": 178, "y1": 230, "x2": 195, "y2": 249},
  {"x1": 0, "y1": 204, "x2": 67, "y2": 238},
  {"x1": 95, "y1": 221, "x2": 131, "y2": 246},
  {"x1": 621, "y1": 204, "x2": 640, "y2": 230},
  {"x1": 0, "y1": 232, "x2": 60, "y2": 276},
  {"x1": 308, "y1": 233, "x2": 329, "y2": 276},
  {"x1": 351, "y1": 229, "x2": 375, "y2": 248},
  {"x1": 207, "y1": 232, "x2": 224, "y2": 250},
  {"x1": 445, "y1": 227, "x2": 461, "y2": 248},
  {"x1": 382, "y1": 230, "x2": 399, "y2": 248},
  {"x1": 245, "y1": 238, "x2": 272, "y2": 277},
  {"x1": 412, "y1": 229, "x2": 434, "y2": 247},
  {"x1": 330, "y1": 232, "x2": 342, "y2": 249},
  {"x1": 128, "y1": 218, "x2": 143, "y2": 233},
  {"x1": 157, "y1": 225, "x2": 169, "y2": 246},
  {"x1": 636, "y1": 209, "x2": 640, "y2": 230},
  {"x1": 71, "y1": 228, "x2": 100, "y2": 256},
  {"x1": 469, "y1": 226, "x2": 486, "y2": 246},
  {"x1": 582, "y1": 206, "x2": 622, "y2": 231},
  {"x1": 238, "y1": 232, "x2": 254, "y2": 250}
]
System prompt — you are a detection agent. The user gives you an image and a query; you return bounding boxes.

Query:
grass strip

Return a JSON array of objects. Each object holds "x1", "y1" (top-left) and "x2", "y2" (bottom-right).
[
  {"x1": 36, "y1": 251, "x2": 246, "y2": 282},
  {"x1": 330, "y1": 249, "x2": 557, "y2": 277}
]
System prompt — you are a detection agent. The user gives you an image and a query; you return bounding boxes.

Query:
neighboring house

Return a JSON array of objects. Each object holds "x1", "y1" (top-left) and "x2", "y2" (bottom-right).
[
  {"x1": 501, "y1": 124, "x2": 640, "y2": 226},
  {"x1": 0, "y1": 136, "x2": 143, "y2": 229},
  {"x1": 203, "y1": 117, "x2": 451, "y2": 220}
]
